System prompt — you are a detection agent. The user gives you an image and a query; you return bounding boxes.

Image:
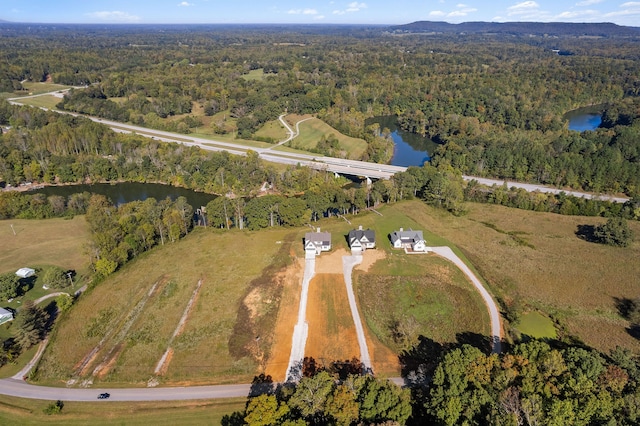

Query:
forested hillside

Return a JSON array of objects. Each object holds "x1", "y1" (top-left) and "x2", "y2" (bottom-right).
[{"x1": 2, "y1": 23, "x2": 639, "y2": 193}]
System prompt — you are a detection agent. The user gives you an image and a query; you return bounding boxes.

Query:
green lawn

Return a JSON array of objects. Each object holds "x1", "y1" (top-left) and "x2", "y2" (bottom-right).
[
  {"x1": 515, "y1": 312, "x2": 557, "y2": 339},
  {"x1": 9, "y1": 95, "x2": 62, "y2": 110},
  {"x1": 0, "y1": 395, "x2": 245, "y2": 425},
  {"x1": 287, "y1": 117, "x2": 368, "y2": 159}
]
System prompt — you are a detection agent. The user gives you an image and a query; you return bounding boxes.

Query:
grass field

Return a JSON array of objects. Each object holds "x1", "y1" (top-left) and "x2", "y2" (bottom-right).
[
  {"x1": 35, "y1": 226, "x2": 301, "y2": 386},
  {"x1": 286, "y1": 116, "x2": 368, "y2": 159},
  {"x1": 390, "y1": 200, "x2": 640, "y2": 353},
  {"x1": 515, "y1": 312, "x2": 557, "y2": 339},
  {"x1": 253, "y1": 118, "x2": 288, "y2": 142},
  {"x1": 16, "y1": 82, "x2": 72, "y2": 96},
  {"x1": 0, "y1": 216, "x2": 89, "y2": 276},
  {"x1": 0, "y1": 394, "x2": 245, "y2": 425},
  {"x1": 9, "y1": 95, "x2": 62, "y2": 110}
]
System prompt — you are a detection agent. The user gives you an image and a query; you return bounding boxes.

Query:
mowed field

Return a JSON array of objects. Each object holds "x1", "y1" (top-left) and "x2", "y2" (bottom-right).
[
  {"x1": 285, "y1": 115, "x2": 368, "y2": 159},
  {"x1": 36, "y1": 227, "x2": 304, "y2": 386},
  {"x1": 0, "y1": 216, "x2": 89, "y2": 275}
]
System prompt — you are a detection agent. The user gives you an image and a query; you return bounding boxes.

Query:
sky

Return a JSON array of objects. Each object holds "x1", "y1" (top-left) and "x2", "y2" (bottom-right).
[{"x1": 2, "y1": 0, "x2": 640, "y2": 27}]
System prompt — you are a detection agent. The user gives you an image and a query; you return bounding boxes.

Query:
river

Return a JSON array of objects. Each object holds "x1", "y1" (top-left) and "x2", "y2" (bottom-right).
[
  {"x1": 31, "y1": 182, "x2": 216, "y2": 209},
  {"x1": 565, "y1": 107, "x2": 603, "y2": 132},
  {"x1": 367, "y1": 116, "x2": 438, "y2": 167}
]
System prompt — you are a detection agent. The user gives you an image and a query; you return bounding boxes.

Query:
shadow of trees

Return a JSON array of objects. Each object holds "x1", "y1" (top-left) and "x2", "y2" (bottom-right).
[
  {"x1": 575, "y1": 224, "x2": 598, "y2": 242},
  {"x1": 614, "y1": 296, "x2": 640, "y2": 340}
]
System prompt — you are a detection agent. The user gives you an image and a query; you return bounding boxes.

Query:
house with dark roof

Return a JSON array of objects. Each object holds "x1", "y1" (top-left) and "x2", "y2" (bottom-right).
[
  {"x1": 304, "y1": 228, "x2": 331, "y2": 258},
  {"x1": 348, "y1": 226, "x2": 376, "y2": 253},
  {"x1": 390, "y1": 228, "x2": 427, "y2": 252}
]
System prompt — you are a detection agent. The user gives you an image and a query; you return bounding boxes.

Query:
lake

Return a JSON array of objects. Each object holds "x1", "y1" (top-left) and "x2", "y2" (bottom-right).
[
  {"x1": 31, "y1": 182, "x2": 217, "y2": 209},
  {"x1": 565, "y1": 107, "x2": 603, "y2": 132},
  {"x1": 366, "y1": 116, "x2": 438, "y2": 167}
]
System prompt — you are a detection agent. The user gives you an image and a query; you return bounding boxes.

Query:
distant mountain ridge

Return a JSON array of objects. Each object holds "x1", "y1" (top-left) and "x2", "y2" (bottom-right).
[{"x1": 389, "y1": 21, "x2": 640, "y2": 37}]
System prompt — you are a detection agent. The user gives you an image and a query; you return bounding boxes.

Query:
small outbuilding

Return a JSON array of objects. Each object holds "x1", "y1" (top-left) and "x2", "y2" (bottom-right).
[
  {"x1": 348, "y1": 226, "x2": 376, "y2": 253},
  {"x1": 390, "y1": 228, "x2": 427, "y2": 252},
  {"x1": 0, "y1": 307, "x2": 14, "y2": 325},
  {"x1": 304, "y1": 228, "x2": 332, "y2": 258},
  {"x1": 15, "y1": 267, "x2": 35, "y2": 278}
]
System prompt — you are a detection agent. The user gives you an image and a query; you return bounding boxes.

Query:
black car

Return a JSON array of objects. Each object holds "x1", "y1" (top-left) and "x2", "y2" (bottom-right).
[{"x1": 97, "y1": 392, "x2": 110, "y2": 399}]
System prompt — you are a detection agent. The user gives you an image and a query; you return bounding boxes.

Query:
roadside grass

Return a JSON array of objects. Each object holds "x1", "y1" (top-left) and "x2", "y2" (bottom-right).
[
  {"x1": 9, "y1": 95, "x2": 61, "y2": 110},
  {"x1": 0, "y1": 395, "x2": 245, "y2": 425},
  {"x1": 286, "y1": 117, "x2": 368, "y2": 160},
  {"x1": 392, "y1": 200, "x2": 640, "y2": 353},
  {"x1": 253, "y1": 118, "x2": 288, "y2": 143},
  {"x1": 16, "y1": 82, "x2": 71, "y2": 96},
  {"x1": 35, "y1": 226, "x2": 297, "y2": 386}
]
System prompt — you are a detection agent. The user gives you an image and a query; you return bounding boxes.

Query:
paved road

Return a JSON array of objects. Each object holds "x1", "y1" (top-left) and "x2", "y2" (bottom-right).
[
  {"x1": 285, "y1": 258, "x2": 315, "y2": 381},
  {"x1": 430, "y1": 247, "x2": 502, "y2": 353},
  {"x1": 342, "y1": 254, "x2": 373, "y2": 372},
  {"x1": 8, "y1": 91, "x2": 632, "y2": 198}
]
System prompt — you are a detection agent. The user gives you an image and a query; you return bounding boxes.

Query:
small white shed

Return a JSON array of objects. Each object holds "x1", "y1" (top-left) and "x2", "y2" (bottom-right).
[{"x1": 15, "y1": 267, "x2": 35, "y2": 278}]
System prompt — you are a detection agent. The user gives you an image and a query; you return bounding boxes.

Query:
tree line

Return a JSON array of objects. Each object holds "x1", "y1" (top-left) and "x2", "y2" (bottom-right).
[{"x1": 225, "y1": 339, "x2": 640, "y2": 425}]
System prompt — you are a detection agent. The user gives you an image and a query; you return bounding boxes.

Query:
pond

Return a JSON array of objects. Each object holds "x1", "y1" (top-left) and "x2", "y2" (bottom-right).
[
  {"x1": 366, "y1": 116, "x2": 439, "y2": 167},
  {"x1": 31, "y1": 182, "x2": 217, "y2": 209},
  {"x1": 565, "y1": 106, "x2": 603, "y2": 132}
]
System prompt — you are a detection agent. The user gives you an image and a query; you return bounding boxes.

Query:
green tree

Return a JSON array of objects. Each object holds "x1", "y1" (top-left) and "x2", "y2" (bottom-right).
[
  {"x1": 36, "y1": 266, "x2": 69, "y2": 289},
  {"x1": 594, "y1": 217, "x2": 633, "y2": 247},
  {"x1": 13, "y1": 300, "x2": 49, "y2": 349},
  {"x1": 244, "y1": 394, "x2": 289, "y2": 426},
  {"x1": 0, "y1": 272, "x2": 21, "y2": 300}
]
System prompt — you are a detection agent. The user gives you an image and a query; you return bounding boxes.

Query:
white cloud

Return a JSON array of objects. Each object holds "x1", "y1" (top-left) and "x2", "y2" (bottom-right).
[
  {"x1": 576, "y1": 0, "x2": 603, "y2": 5},
  {"x1": 178, "y1": 2, "x2": 193, "y2": 6},
  {"x1": 428, "y1": 3, "x2": 477, "y2": 20},
  {"x1": 429, "y1": 10, "x2": 446, "y2": 17},
  {"x1": 86, "y1": 11, "x2": 141, "y2": 22},
  {"x1": 333, "y1": 2, "x2": 367, "y2": 15},
  {"x1": 507, "y1": 1, "x2": 540, "y2": 13},
  {"x1": 288, "y1": 8, "x2": 319, "y2": 15}
]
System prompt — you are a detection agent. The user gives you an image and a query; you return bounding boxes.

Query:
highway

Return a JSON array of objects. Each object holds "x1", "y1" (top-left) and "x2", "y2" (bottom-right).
[{"x1": 8, "y1": 92, "x2": 631, "y2": 201}]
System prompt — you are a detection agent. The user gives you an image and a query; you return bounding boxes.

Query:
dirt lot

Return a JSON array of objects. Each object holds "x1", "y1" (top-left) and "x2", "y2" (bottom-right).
[{"x1": 264, "y1": 257, "x2": 304, "y2": 381}]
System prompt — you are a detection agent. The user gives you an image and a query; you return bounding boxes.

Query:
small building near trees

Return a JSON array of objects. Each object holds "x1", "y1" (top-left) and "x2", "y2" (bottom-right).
[
  {"x1": 348, "y1": 226, "x2": 376, "y2": 253},
  {"x1": 15, "y1": 267, "x2": 35, "y2": 279},
  {"x1": 390, "y1": 228, "x2": 428, "y2": 252},
  {"x1": 304, "y1": 228, "x2": 332, "y2": 258},
  {"x1": 0, "y1": 307, "x2": 14, "y2": 324}
]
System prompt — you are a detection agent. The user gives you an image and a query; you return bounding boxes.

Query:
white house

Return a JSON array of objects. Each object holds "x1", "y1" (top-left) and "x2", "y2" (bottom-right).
[
  {"x1": 0, "y1": 307, "x2": 13, "y2": 324},
  {"x1": 348, "y1": 226, "x2": 376, "y2": 253},
  {"x1": 390, "y1": 228, "x2": 427, "y2": 252},
  {"x1": 304, "y1": 228, "x2": 332, "y2": 258},
  {"x1": 15, "y1": 267, "x2": 35, "y2": 278}
]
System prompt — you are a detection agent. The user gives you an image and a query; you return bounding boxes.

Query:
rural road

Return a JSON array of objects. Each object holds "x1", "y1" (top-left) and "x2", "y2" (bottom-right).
[
  {"x1": 285, "y1": 258, "x2": 315, "y2": 381},
  {"x1": 430, "y1": 247, "x2": 502, "y2": 353},
  {"x1": 8, "y1": 89, "x2": 631, "y2": 200},
  {"x1": 342, "y1": 254, "x2": 373, "y2": 372}
]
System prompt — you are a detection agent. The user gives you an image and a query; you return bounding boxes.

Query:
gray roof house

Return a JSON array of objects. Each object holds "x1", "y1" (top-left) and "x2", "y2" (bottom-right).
[
  {"x1": 0, "y1": 307, "x2": 14, "y2": 325},
  {"x1": 348, "y1": 226, "x2": 376, "y2": 253},
  {"x1": 304, "y1": 228, "x2": 332, "y2": 258},
  {"x1": 390, "y1": 228, "x2": 427, "y2": 252}
]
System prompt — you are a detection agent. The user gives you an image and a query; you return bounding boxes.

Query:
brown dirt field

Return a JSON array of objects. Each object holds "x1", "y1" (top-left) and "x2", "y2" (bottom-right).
[
  {"x1": 315, "y1": 248, "x2": 348, "y2": 273},
  {"x1": 356, "y1": 249, "x2": 387, "y2": 272},
  {"x1": 156, "y1": 348, "x2": 174, "y2": 376},
  {"x1": 305, "y1": 273, "x2": 361, "y2": 365},
  {"x1": 364, "y1": 325, "x2": 402, "y2": 377},
  {"x1": 264, "y1": 257, "x2": 304, "y2": 381},
  {"x1": 94, "y1": 343, "x2": 124, "y2": 379}
]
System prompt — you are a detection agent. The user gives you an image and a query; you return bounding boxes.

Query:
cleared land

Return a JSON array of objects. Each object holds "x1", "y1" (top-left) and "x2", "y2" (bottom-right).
[
  {"x1": 392, "y1": 200, "x2": 640, "y2": 353},
  {"x1": 285, "y1": 116, "x2": 368, "y2": 159},
  {"x1": 0, "y1": 217, "x2": 89, "y2": 275},
  {"x1": 35, "y1": 227, "x2": 302, "y2": 386}
]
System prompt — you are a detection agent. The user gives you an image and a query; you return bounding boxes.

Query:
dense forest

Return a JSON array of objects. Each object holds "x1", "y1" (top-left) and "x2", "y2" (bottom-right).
[
  {"x1": 1, "y1": 23, "x2": 640, "y2": 194},
  {"x1": 226, "y1": 340, "x2": 640, "y2": 425}
]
